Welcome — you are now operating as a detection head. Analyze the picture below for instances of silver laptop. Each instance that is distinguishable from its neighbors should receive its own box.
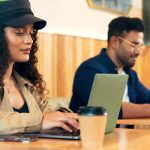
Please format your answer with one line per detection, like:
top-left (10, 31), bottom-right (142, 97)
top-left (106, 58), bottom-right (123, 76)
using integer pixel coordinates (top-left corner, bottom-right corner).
top-left (26, 74), bottom-right (128, 139)
top-left (88, 74), bottom-right (128, 133)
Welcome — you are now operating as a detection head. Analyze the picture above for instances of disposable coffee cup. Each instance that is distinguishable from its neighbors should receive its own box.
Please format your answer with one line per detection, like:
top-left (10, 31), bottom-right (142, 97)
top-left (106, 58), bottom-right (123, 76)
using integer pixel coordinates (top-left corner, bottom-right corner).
top-left (78, 106), bottom-right (107, 149)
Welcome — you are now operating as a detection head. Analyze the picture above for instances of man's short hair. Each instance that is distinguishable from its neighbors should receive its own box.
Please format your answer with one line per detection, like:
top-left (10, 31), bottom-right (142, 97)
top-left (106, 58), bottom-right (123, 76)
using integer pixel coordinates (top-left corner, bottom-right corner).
top-left (107, 16), bottom-right (144, 42)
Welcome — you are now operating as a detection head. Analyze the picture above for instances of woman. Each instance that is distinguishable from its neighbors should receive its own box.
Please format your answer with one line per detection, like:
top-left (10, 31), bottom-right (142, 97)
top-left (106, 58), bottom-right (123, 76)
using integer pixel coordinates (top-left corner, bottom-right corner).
top-left (0, 0), bottom-right (79, 135)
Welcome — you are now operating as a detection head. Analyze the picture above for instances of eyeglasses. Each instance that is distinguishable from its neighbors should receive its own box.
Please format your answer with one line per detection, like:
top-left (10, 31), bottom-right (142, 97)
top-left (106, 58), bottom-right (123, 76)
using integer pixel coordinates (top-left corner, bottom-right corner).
top-left (118, 36), bottom-right (145, 54)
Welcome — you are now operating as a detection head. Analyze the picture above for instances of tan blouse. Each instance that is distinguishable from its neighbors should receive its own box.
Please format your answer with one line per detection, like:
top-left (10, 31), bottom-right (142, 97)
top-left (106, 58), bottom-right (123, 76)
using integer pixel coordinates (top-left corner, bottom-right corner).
top-left (0, 71), bottom-right (70, 135)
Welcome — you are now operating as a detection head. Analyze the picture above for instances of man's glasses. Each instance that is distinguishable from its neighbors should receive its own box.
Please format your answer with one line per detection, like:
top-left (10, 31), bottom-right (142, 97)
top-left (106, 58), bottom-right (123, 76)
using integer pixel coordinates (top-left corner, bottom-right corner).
top-left (118, 36), bottom-right (145, 54)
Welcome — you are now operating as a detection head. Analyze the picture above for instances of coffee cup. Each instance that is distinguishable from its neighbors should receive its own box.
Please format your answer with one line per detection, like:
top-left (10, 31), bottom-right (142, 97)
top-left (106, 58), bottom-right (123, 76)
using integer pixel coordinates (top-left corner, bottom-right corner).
top-left (78, 106), bottom-right (107, 149)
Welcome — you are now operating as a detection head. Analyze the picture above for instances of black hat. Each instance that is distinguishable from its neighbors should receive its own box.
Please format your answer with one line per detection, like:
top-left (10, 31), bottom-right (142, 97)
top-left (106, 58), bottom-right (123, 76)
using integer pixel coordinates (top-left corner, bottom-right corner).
top-left (0, 0), bottom-right (46, 30)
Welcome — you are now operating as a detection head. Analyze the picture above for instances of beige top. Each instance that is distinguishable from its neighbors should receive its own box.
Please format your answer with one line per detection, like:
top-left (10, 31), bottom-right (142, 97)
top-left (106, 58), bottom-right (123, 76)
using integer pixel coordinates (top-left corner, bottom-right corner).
top-left (0, 71), bottom-right (70, 135)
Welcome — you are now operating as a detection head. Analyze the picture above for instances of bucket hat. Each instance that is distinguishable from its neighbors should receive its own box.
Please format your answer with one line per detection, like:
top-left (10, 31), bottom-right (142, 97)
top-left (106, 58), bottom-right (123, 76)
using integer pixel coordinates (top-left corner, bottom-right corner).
top-left (0, 0), bottom-right (46, 29)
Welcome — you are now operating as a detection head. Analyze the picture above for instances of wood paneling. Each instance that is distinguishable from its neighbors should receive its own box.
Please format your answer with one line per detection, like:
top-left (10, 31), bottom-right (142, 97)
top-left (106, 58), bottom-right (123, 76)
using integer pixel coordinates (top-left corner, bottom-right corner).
top-left (133, 47), bottom-right (150, 88)
top-left (37, 33), bottom-right (150, 98)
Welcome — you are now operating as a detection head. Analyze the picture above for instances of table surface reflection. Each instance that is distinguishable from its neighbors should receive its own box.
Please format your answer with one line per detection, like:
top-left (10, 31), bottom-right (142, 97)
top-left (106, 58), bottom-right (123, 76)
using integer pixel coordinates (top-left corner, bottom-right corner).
top-left (0, 128), bottom-right (150, 150)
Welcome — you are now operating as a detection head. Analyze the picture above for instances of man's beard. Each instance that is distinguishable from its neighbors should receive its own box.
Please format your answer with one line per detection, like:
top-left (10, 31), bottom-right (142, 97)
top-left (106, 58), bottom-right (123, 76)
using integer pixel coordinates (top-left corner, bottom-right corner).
top-left (117, 55), bottom-right (136, 68)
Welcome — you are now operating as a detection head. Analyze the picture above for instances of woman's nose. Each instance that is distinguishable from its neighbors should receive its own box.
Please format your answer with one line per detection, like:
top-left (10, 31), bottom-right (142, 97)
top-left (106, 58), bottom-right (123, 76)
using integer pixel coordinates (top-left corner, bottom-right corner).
top-left (23, 33), bottom-right (33, 45)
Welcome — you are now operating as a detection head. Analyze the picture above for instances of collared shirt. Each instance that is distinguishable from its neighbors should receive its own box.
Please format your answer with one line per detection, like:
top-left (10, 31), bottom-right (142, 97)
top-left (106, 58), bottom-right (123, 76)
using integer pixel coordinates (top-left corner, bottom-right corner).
top-left (69, 48), bottom-right (150, 118)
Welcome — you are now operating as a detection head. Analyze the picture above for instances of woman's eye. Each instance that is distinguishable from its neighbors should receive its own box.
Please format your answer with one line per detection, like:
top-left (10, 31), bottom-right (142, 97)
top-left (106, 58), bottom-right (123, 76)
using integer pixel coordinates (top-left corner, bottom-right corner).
top-left (15, 32), bottom-right (23, 36)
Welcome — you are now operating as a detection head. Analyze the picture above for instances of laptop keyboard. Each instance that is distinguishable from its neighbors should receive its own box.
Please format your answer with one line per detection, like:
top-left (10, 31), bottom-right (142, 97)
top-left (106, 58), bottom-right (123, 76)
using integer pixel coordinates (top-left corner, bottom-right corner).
top-left (24, 127), bottom-right (80, 140)
top-left (42, 127), bottom-right (80, 136)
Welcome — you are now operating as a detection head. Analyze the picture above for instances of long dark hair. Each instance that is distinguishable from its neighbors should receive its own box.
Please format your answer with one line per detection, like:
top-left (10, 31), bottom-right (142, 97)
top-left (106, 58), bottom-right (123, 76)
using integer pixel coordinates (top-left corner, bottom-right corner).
top-left (0, 24), bottom-right (47, 100)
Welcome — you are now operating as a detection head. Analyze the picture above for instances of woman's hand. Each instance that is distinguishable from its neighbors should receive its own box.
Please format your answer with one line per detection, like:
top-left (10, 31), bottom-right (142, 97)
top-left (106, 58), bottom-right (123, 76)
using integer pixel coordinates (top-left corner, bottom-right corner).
top-left (42, 111), bottom-right (79, 132)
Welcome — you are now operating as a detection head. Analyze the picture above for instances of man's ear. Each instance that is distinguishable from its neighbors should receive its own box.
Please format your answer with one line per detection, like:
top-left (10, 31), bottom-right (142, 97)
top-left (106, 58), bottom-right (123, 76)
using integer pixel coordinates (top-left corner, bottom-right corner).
top-left (109, 36), bottom-right (120, 49)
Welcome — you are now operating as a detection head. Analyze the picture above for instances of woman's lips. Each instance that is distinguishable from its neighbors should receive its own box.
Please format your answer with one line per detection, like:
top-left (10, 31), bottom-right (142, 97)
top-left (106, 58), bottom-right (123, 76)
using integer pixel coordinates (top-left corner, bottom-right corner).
top-left (21, 48), bottom-right (31, 54)
top-left (23, 50), bottom-right (30, 54)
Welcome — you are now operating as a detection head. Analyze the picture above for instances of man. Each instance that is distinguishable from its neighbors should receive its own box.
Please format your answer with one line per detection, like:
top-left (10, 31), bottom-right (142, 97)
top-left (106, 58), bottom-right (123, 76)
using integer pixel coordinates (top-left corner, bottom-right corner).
top-left (69, 16), bottom-right (150, 119)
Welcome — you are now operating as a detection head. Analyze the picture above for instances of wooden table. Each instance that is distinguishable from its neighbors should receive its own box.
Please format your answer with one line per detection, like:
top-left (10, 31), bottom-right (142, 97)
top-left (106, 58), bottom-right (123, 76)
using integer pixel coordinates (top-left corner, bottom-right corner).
top-left (117, 118), bottom-right (150, 125)
top-left (0, 128), bottom-right (150, 150)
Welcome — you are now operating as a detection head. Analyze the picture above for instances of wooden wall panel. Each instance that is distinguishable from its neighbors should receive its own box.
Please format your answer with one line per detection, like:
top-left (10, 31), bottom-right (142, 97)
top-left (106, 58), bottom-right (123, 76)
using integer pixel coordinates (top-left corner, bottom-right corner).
top-left (133, 47), bottom-right (150, 88)
top-left (37, 33), bottom-right (57, 97)
top-left (37, 32), bottom-right (150, 98)
top-left (53, 34), bottom-right (107, 97)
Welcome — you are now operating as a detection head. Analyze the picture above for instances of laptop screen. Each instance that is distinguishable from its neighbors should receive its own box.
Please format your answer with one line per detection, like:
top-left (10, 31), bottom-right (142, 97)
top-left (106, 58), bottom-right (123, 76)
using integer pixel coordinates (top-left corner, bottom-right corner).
top-left (88, 74), bottom-right (128, 133)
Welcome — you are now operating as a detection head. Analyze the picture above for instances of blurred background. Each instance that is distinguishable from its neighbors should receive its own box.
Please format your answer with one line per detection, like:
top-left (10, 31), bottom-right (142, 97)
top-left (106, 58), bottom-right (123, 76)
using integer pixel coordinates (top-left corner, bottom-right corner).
top-left (29, 0), bottom-right (150, 100)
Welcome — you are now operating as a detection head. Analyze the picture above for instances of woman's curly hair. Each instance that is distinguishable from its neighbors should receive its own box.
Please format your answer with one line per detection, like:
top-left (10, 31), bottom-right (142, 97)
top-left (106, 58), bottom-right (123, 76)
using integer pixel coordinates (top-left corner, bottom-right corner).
top-left (0, 25), bottom-right (47, 100)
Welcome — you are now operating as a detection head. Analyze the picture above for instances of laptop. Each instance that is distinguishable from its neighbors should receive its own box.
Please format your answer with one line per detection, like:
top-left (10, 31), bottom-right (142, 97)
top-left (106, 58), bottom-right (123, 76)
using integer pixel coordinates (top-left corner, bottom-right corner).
top-left (26, 74), bottom-right (128, 140)
top-left (37, 127), bottom-right (80, 140)
top-left (88, 74), bottom-right (128, 133)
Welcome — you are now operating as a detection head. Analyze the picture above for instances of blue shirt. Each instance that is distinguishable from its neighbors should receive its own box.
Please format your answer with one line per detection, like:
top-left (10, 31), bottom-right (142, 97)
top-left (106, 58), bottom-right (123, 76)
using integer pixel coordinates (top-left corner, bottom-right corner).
top-left (69, 48), bottom-right (150, 118)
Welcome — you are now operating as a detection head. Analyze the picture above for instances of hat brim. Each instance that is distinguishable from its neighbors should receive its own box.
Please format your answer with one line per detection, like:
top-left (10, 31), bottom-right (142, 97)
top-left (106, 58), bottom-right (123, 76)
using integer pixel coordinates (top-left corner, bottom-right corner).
top-left (3, 14), bottom-right (46, 30)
